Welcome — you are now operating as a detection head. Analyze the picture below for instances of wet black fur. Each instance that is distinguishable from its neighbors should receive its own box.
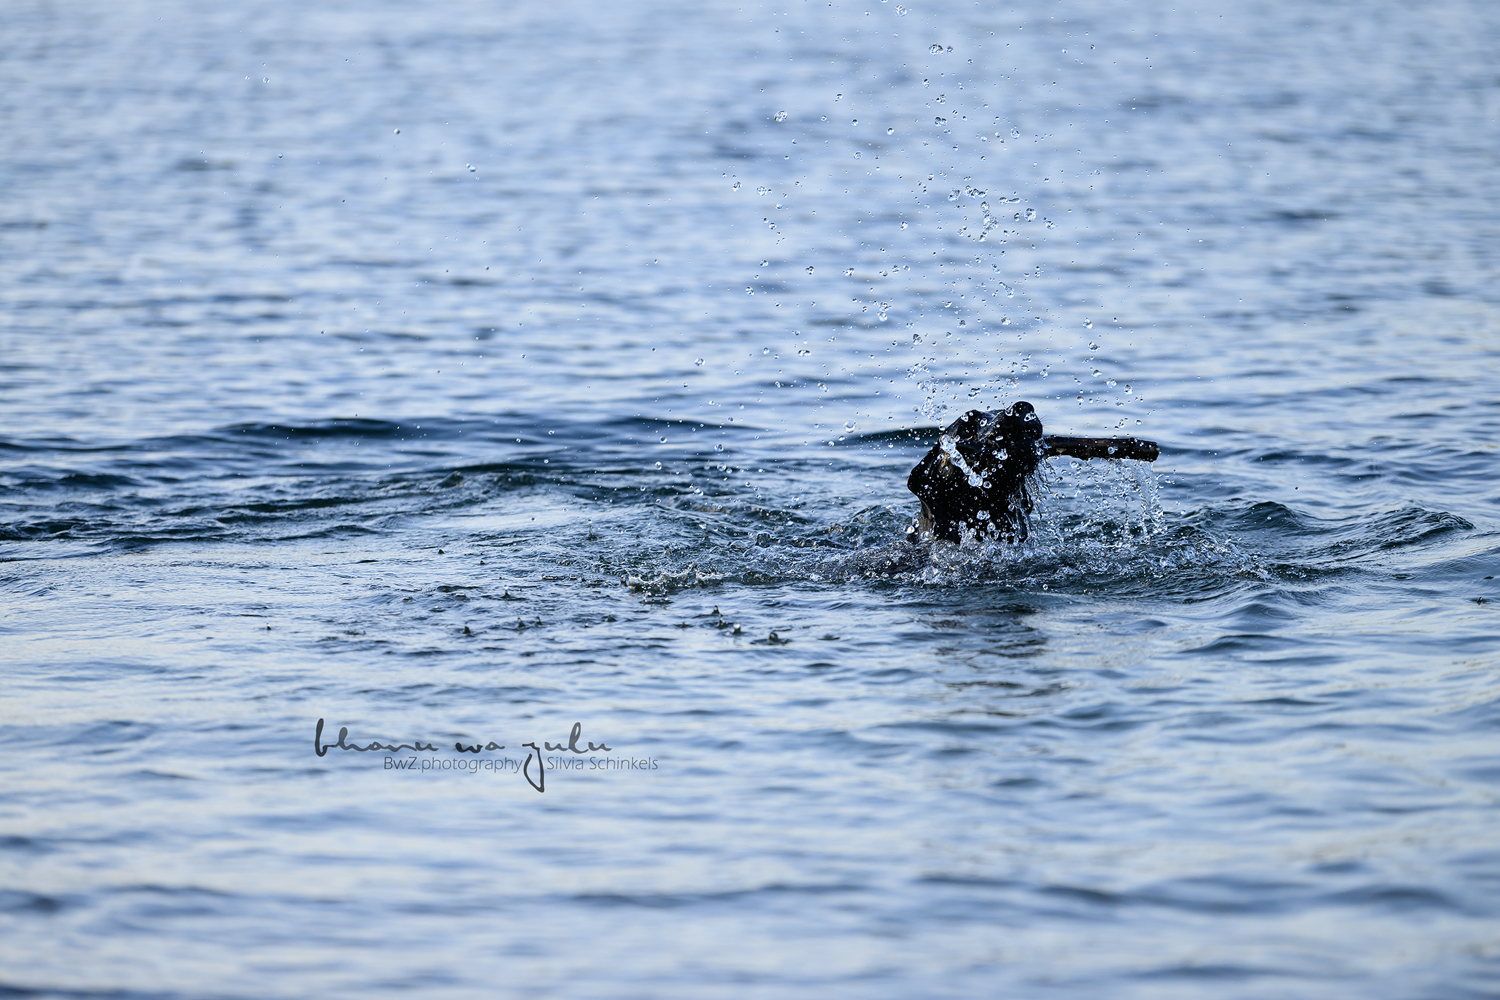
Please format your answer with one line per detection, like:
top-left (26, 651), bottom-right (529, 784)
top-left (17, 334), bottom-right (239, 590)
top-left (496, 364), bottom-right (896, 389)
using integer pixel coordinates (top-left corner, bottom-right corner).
top-left (907, 401), bottom-right (1044, 543)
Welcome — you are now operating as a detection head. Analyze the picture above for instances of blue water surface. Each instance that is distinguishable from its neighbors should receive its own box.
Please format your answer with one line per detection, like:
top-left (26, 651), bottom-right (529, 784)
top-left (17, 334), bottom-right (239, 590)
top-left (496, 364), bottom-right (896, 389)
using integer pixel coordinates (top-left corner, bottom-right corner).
top-left (2, 1), bottom-right (1498, 997)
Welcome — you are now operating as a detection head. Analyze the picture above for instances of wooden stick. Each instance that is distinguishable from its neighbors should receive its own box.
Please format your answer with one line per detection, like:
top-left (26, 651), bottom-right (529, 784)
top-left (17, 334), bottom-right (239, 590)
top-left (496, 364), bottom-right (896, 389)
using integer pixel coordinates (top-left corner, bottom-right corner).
top-left (1041, 436), bottom-right (1159, 462)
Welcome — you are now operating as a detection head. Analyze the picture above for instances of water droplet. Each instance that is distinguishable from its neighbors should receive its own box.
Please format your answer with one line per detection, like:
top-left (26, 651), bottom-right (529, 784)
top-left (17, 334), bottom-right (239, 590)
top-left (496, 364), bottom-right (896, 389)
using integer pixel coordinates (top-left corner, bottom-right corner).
top-left (466, 163), bottom-right (476, 172)
top-left (715, 443), bottom-right (724, 452)
top-left (844, 421), bottom-right (857, 431)
top-left (393, 128), bottom-right (401, 134)
top-left (732, 181), bottom-right (741, 190)
top-left (1089, 342), bottom-right (1099, 351)
top-left (852, 119), bottom-right (858, 125)
top-left (1092, 369), bottom-right (1102, 377)
top-left (654, 461), bottom-right (663, 469)
top-left (774, 110), bottom-right (788, 122)
top-left (761, 260), bottom-right (769, 267)
top-left (887, 127), bottom-right (895, 135)
top-left (899, 221), bottom-right (908, 229)
top-left (762, 347), bottom-right (771, 355)
top-left (1025, 208), bottom-right (1037, 221)
top-left (659, 436), bottom-right (667, 442)
top-left (695, 357), bottom-right (705, 366)
top-left (1010, 127), bottom-right (1020, 138)
top-left (929, 43), bottom-right (944, 53)
top-left (1084, 319), bottom-right (1093, 329)
top-left (853, 151), bottom-right (861, 159)
top-left (806, 265), bottom-right (815, 274)
top-left (844, 267), bottom-right (854, 276)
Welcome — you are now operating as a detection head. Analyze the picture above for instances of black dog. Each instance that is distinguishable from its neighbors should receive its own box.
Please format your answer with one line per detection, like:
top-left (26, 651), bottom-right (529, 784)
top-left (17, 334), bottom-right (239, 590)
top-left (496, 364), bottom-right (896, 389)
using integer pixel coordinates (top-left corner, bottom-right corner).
top-left (907, 401), bottom-right (1159, 543)
top-left (907, 401), bottom-right (1045, 543)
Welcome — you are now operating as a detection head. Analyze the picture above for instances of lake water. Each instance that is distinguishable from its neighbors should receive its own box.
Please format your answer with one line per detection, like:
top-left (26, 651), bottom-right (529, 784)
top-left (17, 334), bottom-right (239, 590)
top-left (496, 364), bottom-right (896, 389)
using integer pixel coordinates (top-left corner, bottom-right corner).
top-left (3, 1), bottom-right (1498, 997)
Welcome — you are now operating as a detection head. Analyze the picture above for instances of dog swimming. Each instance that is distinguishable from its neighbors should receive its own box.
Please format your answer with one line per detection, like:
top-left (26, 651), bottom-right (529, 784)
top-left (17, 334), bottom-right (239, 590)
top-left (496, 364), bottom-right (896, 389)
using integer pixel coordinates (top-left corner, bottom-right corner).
top-left (907, 401), bottom-right (1159, 543)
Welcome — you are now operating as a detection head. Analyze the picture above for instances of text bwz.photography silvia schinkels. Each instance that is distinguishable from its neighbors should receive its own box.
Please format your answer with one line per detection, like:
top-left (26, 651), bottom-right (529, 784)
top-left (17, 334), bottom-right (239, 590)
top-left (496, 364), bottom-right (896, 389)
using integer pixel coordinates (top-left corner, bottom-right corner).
top-left (312, 718), bottom-right (656, 792)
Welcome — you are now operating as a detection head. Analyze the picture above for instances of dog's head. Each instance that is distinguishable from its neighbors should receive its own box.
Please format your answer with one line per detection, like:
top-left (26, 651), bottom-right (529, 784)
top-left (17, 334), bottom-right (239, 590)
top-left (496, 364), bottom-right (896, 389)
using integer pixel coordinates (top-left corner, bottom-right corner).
top-left (942, 400), bottom-right (1044, 485)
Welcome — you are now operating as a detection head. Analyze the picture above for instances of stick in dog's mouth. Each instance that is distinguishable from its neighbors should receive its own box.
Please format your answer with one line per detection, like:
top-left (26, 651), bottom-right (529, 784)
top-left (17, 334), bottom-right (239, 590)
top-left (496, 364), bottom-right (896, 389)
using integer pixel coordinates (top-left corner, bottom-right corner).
top-left (907, 401), bottom-right (1160, 543)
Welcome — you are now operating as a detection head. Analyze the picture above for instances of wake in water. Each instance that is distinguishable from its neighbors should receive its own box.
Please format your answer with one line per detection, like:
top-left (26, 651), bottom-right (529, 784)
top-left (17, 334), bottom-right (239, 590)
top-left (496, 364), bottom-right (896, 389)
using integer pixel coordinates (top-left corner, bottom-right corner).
top-left (3, 415), bottom-right (1474, 605)
top-left (617, 453), bottom-right (1248, 593)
